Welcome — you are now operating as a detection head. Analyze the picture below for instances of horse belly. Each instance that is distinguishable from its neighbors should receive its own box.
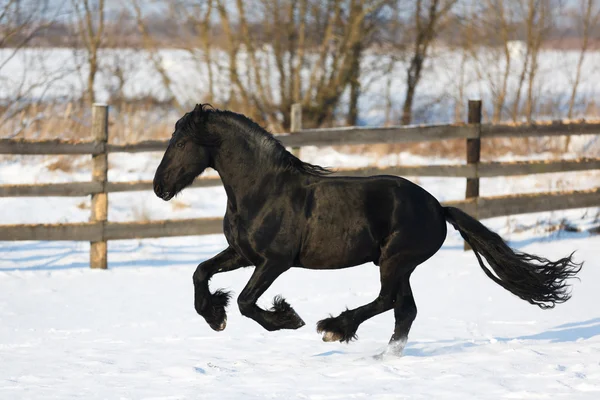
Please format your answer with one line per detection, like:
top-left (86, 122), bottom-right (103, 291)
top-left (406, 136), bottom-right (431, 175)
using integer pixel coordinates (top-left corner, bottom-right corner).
top-left (298, 223), bottom-right (379, 269)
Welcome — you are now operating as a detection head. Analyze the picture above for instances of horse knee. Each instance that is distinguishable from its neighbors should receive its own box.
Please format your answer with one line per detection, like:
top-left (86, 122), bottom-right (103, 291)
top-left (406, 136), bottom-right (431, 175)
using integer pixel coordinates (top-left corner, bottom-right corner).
top-left (193, 264), bottom-right (209, 284)
top-left (377, 294), bottom-right (395, 309)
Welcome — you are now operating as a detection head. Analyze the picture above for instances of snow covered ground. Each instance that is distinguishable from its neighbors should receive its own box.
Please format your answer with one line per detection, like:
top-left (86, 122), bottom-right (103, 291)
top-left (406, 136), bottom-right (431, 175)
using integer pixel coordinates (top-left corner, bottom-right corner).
top-left (1, 231), bottom-right (599, 399)
top-left (1, 146), bottom-right (600, 399)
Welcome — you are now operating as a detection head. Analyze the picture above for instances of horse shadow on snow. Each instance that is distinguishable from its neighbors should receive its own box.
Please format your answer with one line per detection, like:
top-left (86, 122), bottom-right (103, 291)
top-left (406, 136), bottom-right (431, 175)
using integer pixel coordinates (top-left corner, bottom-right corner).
top-left (403, 317), bottom-right (600, 357)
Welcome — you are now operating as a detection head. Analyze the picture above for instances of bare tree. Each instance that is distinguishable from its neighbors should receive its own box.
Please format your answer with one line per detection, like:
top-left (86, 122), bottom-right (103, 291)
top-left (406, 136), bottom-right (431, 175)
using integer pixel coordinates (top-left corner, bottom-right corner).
top-left (489, 0), bottom-right (513, 122)
top-left (524, 1), bottom-right (553, 122)
top-left (509, 0), bottom-right (555, 123)
top-left (0, 0), bottom-right (68, 136)
top-left (71, 0), bottom-right (105, 105)
top-left (467, 0), bottom-right (518, 123)
top-left (0, 0), bottom-right (57, 71)
top-left (563, 0), bottom-right (600, 150)
top-left (202, 0), bottom-right (390, 130)
top-left (399, 0), bottom-right (458, 125)
top-left (130, 0), bottom-right (185, 112)
top-left (567, 0), bottom-right (600, 119)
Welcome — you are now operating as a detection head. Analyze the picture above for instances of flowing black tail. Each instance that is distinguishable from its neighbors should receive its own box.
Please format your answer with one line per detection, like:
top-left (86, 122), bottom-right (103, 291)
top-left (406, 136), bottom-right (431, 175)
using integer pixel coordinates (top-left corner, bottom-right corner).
top-left (444, 206), bottom-right (582, 309)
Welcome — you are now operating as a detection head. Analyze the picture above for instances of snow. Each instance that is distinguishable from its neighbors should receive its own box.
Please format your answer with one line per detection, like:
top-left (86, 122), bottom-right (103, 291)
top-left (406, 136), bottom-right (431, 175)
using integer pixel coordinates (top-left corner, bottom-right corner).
top-left (1, 232), bottom-right (599, 399)
top-left (1, 146), bottom-right (600, 398)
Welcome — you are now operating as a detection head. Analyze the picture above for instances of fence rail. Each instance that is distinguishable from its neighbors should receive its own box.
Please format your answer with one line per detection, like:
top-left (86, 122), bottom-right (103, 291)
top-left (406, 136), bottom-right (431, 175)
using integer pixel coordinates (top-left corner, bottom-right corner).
top-left (1, 102), bottom-right (599, 268)
top-left (1, 157), bottom-right (600, 197)
top-left (2, 121), bottom-right (600, 155)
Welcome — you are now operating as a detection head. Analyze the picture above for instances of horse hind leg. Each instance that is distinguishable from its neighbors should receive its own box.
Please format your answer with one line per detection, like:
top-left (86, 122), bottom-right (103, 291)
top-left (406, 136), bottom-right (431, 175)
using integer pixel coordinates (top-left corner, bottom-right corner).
top-left (317, 255), bottom-right (406, 343)
top-left (387, 275), bottom-right (417, 355)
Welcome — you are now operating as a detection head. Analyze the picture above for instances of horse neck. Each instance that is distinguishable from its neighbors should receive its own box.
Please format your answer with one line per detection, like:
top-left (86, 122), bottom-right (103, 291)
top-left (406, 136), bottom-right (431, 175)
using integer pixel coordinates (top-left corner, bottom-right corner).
top-left (212, 131), bottom-right (288, 195)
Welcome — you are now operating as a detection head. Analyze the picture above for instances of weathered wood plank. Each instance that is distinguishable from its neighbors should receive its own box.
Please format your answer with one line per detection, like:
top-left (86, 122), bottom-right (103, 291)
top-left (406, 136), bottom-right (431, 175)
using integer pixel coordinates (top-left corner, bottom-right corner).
top-left (90, 104), bottom-right (109, 269)
top-left (478, 157), bottom-right (600, 177)
top-left (0, 182), bottom-right (102, 196)
top-left (290, 103), bottom-right (302, 157)
top-left (464, 100), bottom-right (482, 249)
top-left (476, 187), bottom-right (600, 219)
top-left (333, 164), bottom-right (477, 178)
top-left (0, 177), bottom-right (224, 197)
top-left (466, 100), bottom-right (482, 198)
top-left (104, 218), bottom-right (223, 240)
top-left (0, 222), bottom-right (103, 241)
top-left (279, 124), bottom-right (478, 147)
top-left (107, 140), bottom-right (168, 153)
top-left (481, 121), bottom-right (600, 138)
top-left (0, 139), bottom-right (104, 155)
top-left (0, 218), bottom-right (222, 241)
top-left (442, 188), bottom-right (600, 219)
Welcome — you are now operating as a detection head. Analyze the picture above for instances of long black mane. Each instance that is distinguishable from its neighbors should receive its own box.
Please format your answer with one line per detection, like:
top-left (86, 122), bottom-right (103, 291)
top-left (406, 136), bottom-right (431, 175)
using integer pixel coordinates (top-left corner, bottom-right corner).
top-left (185, 104), bottom-right (332, 177)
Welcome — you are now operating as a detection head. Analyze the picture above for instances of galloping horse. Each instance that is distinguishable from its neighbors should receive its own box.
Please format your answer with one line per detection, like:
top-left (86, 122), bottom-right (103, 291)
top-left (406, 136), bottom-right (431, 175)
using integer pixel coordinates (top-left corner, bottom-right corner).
top-left (153, 105), bottom-right (581, 352)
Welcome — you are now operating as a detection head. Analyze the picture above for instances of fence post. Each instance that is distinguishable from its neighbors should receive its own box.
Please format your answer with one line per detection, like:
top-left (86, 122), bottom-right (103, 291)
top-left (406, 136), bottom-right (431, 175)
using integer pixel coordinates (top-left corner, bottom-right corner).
top-left (290, 103), bottom-right (302, 157)
top-left (464, 100), bottom-right (482, 251)
top-left (90, 104), bottom-right (108, 269)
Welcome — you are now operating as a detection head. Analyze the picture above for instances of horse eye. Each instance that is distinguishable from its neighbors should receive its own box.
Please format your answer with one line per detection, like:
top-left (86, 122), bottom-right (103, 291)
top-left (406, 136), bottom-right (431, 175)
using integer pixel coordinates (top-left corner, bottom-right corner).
top-left (176, 142), bottom-right (185, 149)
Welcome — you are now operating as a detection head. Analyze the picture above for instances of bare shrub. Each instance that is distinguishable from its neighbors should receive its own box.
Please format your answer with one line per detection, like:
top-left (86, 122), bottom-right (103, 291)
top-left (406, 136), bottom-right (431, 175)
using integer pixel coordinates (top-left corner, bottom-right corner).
top-left (46, 156), bottom-right (76, 172)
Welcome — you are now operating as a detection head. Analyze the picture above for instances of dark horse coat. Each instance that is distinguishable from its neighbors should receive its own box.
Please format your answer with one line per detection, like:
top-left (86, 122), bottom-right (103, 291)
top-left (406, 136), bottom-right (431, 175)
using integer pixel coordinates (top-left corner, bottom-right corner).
top-left (153, 105), bottom-right (582, 351)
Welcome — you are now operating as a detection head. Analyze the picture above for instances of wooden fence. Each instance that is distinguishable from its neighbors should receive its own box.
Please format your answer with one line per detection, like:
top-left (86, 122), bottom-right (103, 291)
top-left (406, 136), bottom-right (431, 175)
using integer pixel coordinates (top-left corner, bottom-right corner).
top-left (1, 102), bottom-right (599, 268)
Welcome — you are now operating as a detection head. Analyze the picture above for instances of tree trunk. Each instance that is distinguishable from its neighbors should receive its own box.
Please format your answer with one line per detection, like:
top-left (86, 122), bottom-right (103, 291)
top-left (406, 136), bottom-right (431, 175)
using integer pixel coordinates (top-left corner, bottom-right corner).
top-left (401, 55), bottom-right (423, 126)
top-left (346, 42), bottom-right (362, 126)
top-left (87, 51), bottom-right (97, 105)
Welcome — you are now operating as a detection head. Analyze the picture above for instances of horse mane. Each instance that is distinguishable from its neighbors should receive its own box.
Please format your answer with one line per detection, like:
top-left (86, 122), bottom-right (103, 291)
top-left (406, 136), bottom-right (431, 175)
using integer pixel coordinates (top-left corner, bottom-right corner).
top-left (189, 104), bottom-right (332, 177)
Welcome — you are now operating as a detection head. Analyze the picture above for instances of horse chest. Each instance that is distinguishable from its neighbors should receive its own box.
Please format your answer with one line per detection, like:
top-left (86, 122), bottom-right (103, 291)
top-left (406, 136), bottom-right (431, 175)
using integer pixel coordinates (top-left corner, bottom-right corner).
top-left (223, 210), bottom-right (296, 265)
top-left (223, 213), bottom-right (250, 252)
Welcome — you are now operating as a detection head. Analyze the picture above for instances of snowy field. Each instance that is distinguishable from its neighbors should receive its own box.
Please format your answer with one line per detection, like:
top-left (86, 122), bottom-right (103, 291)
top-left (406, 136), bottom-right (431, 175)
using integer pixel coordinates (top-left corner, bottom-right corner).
top-left (1, 146), bottom-right (600, 399)
top-left (1, 227), bottom-right (599, 399)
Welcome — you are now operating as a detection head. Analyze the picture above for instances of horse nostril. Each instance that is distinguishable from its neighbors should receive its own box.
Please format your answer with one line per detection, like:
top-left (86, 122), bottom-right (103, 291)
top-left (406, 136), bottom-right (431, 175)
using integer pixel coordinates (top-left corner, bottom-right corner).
top-left (154, 183), bottom-right (163, 195)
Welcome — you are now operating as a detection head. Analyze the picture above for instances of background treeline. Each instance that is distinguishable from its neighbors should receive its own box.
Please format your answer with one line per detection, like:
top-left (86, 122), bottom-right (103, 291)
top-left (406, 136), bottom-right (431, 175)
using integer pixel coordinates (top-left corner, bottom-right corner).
top-left (1, 0), bottom-right (599, 142)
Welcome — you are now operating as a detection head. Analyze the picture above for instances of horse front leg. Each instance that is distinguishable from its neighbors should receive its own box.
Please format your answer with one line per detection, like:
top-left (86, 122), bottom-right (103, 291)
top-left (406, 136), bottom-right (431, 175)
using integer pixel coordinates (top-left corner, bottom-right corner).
top-left (237, 262), bottom-right (305, 331)
top-left (193, 247), bottom-right (250, 331)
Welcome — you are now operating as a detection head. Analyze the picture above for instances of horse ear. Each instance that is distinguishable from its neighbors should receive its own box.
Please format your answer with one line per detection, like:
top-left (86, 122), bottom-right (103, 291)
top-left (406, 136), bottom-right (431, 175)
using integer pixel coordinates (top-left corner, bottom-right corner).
top-left (192, 104), bottom-right (204, 122)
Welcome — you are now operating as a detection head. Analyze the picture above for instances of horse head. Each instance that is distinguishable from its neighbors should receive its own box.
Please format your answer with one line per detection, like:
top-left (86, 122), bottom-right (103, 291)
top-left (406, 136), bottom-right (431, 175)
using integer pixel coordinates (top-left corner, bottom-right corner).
top-left (153, 104), bottom-right (219, 201)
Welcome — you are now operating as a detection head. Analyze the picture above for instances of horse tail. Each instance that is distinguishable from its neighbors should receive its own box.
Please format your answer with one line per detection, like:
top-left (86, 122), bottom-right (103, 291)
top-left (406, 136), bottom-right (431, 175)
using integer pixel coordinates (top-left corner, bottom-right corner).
top-left (443, 206), bottom-right (582, 309)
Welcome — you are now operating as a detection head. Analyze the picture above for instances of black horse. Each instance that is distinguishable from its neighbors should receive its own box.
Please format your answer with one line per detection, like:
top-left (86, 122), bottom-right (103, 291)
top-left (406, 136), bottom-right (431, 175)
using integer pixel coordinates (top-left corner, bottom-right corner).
top-left (153, 104), bottom-right (582, 352)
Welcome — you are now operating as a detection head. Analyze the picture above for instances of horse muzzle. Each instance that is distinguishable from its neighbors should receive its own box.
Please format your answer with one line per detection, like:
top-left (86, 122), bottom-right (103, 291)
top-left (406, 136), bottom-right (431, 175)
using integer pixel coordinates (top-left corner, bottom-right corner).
top-left (153, 182), bottom-right (174, 201)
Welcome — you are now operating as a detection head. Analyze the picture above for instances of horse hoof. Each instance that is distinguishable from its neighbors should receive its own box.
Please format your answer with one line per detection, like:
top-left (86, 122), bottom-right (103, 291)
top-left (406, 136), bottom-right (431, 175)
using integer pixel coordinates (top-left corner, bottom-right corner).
top-left (210, 316), bottom-right (227, 332)
top-left (383, 337), bottom-right (407, 357)
top-left (218, 318), bottom-right (227, 331)
top-left (288, 314), bottom-right (306, 329)
top-left (322, 331), bottom-right (343, 342)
